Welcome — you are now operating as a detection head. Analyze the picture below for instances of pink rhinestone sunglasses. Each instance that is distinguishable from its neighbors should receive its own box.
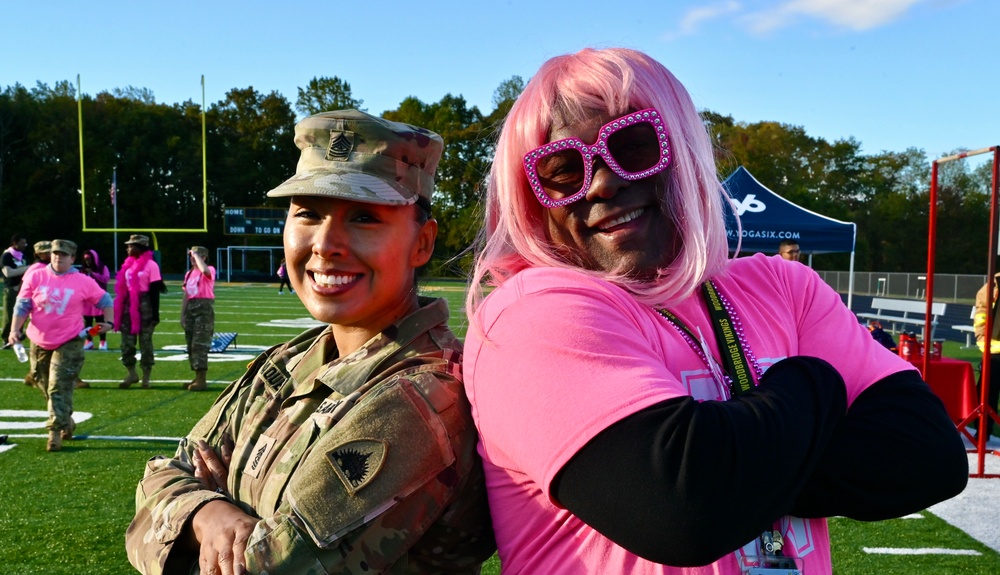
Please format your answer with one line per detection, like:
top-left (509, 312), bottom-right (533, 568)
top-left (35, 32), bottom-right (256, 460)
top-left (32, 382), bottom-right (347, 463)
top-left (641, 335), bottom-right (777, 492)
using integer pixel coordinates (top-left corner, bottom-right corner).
top-left (522, 108), bottom-right (671, 208)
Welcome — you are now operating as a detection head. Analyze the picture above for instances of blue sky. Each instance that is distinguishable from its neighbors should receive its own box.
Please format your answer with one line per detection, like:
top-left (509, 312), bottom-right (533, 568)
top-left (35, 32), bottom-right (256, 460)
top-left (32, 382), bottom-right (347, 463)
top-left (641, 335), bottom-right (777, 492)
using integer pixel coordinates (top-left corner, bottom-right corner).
top-left (2, 0), bottom-right (994, 161)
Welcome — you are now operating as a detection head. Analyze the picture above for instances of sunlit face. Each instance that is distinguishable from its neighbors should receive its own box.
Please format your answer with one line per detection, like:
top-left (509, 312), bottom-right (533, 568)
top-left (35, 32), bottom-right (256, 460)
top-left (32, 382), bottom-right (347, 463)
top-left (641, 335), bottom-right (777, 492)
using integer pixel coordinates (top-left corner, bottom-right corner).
top-left (283, 195), bottom-right (436, 334)
top-left (539, 109), bottom-right (677, 279)
top-left (51, 251), bottom-right (75, 273)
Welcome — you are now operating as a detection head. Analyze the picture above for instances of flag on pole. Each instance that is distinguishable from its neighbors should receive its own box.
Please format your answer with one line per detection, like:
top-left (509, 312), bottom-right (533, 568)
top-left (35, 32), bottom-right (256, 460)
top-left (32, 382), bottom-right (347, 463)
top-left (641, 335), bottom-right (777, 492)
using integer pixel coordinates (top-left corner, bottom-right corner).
top-left (110, 170), bottom-right (117, 206)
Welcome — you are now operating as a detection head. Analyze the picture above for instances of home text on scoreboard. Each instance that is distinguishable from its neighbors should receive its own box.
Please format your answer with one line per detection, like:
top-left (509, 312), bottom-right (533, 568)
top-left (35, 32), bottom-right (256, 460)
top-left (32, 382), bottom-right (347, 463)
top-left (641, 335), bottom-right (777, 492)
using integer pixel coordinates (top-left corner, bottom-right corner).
top-left (223, 207), bottom-right (287, 236)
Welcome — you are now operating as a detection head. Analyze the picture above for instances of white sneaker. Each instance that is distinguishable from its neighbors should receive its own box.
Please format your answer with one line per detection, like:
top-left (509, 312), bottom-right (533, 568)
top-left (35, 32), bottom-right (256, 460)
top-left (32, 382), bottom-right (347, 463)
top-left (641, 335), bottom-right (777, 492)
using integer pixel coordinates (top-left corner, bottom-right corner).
top-left (83, 340), bottom-right (94, 350)
top-left (99, 341), bottom-right (108, 351)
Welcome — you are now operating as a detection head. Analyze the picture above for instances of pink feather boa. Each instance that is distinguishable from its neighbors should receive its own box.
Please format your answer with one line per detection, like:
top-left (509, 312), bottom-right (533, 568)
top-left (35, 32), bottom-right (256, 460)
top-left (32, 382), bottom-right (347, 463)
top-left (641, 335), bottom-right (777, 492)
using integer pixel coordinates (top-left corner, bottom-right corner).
top-left (113, 250), bottom-right (153, 334)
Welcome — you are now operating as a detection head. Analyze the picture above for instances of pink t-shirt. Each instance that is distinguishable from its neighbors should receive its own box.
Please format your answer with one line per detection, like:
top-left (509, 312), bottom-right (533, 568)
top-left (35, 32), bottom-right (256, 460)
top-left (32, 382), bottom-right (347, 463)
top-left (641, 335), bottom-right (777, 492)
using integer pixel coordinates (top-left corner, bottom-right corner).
top-left (124, 258), bottom-right (162, 293)
top-left (184, 266), bottom-right (216, 300)
top-left (464, 254), bottom-right (914, 575)
top-left (18, 267), bottom-right (111, 350)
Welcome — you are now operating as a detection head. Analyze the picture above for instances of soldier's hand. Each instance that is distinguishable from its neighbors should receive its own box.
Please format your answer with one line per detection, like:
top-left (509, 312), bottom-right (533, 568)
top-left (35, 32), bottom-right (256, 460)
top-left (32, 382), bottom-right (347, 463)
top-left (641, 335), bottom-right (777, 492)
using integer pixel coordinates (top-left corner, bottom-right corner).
top-left (191, 500), bottom-right (256, 575)
top-left (193, 440), bottom-right (232, 494)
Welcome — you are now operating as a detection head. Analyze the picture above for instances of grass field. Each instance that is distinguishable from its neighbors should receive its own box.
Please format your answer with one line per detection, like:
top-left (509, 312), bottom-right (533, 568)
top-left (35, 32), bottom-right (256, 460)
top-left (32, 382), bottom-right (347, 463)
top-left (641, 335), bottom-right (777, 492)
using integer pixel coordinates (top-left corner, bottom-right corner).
top-left (0, 281), bottom-right (998, 574)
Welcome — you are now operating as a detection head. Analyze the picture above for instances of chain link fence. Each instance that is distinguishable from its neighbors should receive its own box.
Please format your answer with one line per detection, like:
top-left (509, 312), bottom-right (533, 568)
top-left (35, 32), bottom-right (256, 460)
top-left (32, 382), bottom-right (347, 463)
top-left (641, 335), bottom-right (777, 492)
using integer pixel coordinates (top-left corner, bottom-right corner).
top-left (817, 271), bottom-right (987, 303)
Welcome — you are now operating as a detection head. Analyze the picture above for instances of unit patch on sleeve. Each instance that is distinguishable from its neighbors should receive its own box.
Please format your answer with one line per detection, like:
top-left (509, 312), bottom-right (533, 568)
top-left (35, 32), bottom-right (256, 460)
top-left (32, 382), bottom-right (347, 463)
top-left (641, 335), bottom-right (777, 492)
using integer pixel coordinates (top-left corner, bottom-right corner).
top-left (326, 439), bottom-right (387, 495)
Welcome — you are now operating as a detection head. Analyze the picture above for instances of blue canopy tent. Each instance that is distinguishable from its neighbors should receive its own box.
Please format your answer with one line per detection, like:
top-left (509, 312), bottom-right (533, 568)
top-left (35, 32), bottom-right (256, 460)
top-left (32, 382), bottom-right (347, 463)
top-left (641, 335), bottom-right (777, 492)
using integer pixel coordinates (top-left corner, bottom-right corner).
top-left (722, 166), bottom-right (858, 308)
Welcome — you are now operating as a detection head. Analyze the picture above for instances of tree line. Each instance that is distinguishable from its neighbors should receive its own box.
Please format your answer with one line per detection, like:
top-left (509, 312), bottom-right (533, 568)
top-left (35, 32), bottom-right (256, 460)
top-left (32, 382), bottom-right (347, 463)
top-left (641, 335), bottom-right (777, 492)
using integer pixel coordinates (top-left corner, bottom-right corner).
top-left (0, 76), bottom-right (994, 276)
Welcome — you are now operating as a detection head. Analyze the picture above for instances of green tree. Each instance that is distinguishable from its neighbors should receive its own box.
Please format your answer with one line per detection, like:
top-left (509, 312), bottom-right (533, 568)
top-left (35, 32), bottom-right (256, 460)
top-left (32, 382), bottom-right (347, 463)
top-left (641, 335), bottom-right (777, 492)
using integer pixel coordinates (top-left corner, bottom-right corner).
top-left (384, 94), bottom-right (491, 275)
top-left (295, 76), bottom-right (363, 117)
top-left (491, 75), bottom-right (524, 118)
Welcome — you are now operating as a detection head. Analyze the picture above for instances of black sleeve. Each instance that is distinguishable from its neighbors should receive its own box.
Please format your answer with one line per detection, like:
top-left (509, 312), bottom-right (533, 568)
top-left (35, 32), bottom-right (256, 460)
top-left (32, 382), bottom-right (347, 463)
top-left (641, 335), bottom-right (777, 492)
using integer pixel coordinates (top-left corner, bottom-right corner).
top-left (551, 356), bottom-right (847, 567)
top-left (552, 360), bottom-right (969, 567)
top-left (149, 279), bottom-right (166, 323)
top-left (790, 369), bottom-right (968, 519)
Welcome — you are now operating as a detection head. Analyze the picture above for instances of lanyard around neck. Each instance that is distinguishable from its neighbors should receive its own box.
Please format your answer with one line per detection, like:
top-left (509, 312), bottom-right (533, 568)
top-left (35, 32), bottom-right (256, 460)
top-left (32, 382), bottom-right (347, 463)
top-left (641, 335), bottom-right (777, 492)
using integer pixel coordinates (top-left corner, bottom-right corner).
top-left (656, 281), bottom-right (756, 397)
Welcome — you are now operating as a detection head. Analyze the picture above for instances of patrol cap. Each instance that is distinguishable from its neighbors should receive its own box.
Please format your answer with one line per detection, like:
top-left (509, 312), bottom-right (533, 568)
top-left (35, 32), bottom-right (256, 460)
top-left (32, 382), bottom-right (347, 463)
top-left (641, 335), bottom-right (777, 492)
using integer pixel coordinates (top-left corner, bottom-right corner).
top-left (266, 109), bottom-right (443, 205)
top-left (51, 239), bottom-right (77, 256)
top-left (33, 241), bottom-right (51, 254)
top-left (125, 234), bottom-right (150, 247)
top-left (190, 246), bottom-right (208, 258)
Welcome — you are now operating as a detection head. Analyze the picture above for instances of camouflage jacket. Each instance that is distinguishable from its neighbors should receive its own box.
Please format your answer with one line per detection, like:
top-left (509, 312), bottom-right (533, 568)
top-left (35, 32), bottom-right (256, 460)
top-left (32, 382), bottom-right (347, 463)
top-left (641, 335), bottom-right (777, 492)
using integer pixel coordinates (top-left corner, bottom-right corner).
top-left (125, 297), bottom-right (495, 574)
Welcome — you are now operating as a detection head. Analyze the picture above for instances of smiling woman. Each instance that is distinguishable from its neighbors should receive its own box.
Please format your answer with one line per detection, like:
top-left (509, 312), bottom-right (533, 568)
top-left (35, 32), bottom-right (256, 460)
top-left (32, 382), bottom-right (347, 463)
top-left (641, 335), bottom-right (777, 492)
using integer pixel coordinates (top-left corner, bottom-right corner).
top-left (125, 110), bottom-right (495, 574)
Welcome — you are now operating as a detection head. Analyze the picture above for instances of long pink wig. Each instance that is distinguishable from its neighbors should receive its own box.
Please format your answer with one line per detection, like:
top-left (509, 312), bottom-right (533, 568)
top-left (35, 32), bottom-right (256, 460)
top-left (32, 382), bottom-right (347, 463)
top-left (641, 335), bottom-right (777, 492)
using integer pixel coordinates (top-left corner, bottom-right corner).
top-left (466, 47), bottom-right (731, 324)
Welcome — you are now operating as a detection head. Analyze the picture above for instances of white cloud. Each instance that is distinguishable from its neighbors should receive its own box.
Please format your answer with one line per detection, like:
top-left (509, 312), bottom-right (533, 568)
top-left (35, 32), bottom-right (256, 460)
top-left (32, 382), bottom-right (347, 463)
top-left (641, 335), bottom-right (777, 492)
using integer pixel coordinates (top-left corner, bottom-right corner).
top-left (745, 0), bottom-right (925, 33)
top-left (666, 1), bottom-right (742, 39)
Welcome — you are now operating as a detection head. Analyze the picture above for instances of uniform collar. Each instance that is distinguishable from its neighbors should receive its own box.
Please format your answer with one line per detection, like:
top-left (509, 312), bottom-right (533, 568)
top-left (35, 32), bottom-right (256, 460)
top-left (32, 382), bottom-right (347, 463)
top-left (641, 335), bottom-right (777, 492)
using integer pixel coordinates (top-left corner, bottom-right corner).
top-left (286, 297), bottom-right (450, 397)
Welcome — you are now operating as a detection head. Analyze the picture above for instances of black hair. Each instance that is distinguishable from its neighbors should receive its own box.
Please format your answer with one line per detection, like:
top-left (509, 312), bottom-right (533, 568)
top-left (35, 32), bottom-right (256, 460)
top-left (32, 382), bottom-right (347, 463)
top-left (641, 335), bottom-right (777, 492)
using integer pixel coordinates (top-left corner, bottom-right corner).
top-left (414, 196), bottom-right (432, 225)
top-left (413, 196), bottom-right (434, 283)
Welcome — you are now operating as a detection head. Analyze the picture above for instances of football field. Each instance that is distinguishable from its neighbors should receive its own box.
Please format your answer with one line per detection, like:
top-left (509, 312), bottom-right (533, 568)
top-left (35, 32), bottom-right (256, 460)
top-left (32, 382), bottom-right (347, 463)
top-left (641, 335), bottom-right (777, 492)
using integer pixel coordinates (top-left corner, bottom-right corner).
top-left (0, 281), bottom-right (998, 574)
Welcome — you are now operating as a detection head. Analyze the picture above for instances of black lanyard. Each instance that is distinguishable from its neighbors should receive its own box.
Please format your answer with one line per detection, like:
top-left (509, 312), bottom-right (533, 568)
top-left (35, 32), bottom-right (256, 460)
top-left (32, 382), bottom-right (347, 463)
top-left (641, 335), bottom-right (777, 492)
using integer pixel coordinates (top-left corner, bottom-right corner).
top-left (656, 281), bottom-right (755, 397)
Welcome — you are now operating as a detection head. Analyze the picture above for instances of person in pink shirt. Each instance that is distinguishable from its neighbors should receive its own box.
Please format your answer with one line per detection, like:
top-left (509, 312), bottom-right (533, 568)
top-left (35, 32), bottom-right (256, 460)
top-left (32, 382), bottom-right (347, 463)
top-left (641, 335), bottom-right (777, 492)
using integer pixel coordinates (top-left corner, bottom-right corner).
top-left (463, 47), bottom-right (968, 574)
top-left (21, 240), bottom-right (51, 390)
top-left (180, 245), bottom-right (215, 391)
top-left (114, 234), bottom-right (166, 389)
top-left (80, 248), bottom-right (111, 352)
top-left (9, 239), bottom-right (112, 452)
top-left (24, 240), bottom-right (52, 277)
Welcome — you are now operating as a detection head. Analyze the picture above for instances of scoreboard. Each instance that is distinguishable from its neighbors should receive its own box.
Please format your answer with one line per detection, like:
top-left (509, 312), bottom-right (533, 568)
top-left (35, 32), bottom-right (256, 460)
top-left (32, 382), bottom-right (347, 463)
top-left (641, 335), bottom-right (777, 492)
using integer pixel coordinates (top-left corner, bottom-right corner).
top-left (223, 207), bottom-right (287, 236)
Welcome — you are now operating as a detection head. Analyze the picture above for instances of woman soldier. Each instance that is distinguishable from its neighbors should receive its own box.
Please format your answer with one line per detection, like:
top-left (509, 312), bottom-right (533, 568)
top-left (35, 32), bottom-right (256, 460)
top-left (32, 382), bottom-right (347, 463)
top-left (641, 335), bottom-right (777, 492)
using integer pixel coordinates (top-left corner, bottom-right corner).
top-left (126, 110), bottom-right (494, 574)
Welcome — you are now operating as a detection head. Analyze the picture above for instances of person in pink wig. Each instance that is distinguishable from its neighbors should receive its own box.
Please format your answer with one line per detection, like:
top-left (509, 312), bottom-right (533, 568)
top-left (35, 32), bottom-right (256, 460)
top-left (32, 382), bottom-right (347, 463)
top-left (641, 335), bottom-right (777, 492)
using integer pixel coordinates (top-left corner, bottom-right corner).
top-left (463, 47), bottom-right (967, 574)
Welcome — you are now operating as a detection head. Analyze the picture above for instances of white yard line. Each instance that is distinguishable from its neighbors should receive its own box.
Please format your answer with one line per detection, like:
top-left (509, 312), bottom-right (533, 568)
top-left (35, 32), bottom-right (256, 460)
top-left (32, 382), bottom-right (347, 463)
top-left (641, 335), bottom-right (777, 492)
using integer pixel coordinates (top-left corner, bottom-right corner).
top-left (928, 438), bottom-right (1000, 553)
top-left (863, 547), bottom-right (981, 555)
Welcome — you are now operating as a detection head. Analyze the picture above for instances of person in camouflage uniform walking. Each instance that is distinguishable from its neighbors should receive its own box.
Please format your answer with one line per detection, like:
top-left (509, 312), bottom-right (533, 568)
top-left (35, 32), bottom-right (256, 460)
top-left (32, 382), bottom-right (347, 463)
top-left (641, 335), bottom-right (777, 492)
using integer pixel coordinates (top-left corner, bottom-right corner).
top-left (180, 246), bottom-right (215, 391)
top-left (125, 110), bottom-right (495, 574)
top-left (22, 240), bottom-right (51, 391)
top-left (8, 240), bottom-right (113, 452)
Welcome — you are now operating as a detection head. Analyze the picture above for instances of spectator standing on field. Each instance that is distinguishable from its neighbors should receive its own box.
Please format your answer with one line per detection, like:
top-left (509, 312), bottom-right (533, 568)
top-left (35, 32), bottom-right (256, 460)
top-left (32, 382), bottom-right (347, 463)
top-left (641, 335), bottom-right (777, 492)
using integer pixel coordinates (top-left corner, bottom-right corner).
top-left (8, 240), bottom-right (112, 452)
top-left (25, 241), bottom-right (52, 276)
top-left (180, 246), bottom-right (215, 392)
top-left (80, 249), bottom-right (110, 351)
top-left (1, 234), bottom-right (29, 346)
top-left (276, 257), bottom-right (293, 293)
top-left (973, 272), bottom-right (1000, 440)
top-left (114, 234), bottom-right (166, 389)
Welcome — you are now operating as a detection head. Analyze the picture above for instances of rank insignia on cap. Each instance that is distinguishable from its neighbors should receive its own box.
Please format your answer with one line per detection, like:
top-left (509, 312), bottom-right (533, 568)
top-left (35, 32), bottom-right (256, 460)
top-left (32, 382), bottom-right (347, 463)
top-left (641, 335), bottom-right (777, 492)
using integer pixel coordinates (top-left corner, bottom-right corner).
top-left (326, 130), bottom-right (354, 161)
top-left (327, 439), bottom-right (387, 495)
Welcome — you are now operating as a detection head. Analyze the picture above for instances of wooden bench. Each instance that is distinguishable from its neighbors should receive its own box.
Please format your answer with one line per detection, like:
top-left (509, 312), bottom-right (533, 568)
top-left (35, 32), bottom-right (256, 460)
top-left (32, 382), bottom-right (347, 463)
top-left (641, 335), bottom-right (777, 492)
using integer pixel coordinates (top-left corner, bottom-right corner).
top-left (857, 298), bottom-right (947, 340)
top-left (209, 332), bottom-right (238, 353)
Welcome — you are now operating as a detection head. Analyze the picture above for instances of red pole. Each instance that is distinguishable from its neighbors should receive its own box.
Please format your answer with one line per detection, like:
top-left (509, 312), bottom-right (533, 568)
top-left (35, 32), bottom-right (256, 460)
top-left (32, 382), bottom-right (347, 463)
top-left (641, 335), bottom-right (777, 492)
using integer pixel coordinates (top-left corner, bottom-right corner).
top-left (924, 162), bottom-right (937, 378)
top-left (979, 147), bottom-right (1000, 475)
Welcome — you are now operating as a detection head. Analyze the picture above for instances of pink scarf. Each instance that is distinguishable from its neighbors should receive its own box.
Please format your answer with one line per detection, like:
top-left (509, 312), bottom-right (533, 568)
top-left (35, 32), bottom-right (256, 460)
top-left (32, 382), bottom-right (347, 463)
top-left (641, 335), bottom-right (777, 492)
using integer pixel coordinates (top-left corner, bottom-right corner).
top-left (113, 250), bottom-right (153, 334)
top-left (4, 247), bottom-right (24, 262)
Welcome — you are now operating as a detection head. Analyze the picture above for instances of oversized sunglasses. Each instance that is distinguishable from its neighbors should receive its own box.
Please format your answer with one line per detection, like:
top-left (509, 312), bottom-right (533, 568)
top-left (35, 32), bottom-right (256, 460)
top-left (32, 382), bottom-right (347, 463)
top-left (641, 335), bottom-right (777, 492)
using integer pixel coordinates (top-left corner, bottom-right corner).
top-left (523, 108), bottom-right (671, 208)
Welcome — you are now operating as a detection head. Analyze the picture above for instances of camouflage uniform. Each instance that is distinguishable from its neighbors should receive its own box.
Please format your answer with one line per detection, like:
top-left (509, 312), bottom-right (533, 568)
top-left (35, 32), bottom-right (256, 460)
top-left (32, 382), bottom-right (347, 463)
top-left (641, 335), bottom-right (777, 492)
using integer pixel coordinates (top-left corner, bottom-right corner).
top-left (121, 293), bottom-right (157, 370)
top-left (125, 297), bottom-right (495, 574)
top-left (32, 338), bottom-right (85, 431)
top-left (182, 298), bottom-right (214, 371)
